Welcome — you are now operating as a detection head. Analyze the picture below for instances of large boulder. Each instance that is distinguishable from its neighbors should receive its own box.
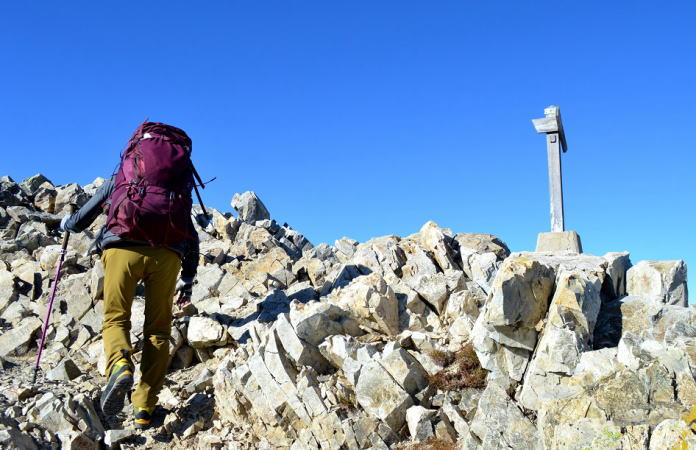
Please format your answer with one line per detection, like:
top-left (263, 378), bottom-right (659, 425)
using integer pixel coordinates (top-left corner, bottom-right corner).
top-left (330, 273), bottom-right (400, 335)
top-left (518, 267), bottom-right (604, 410)
top-left (469, 382), bottom-right (540, 448)
top-left (472, 256), bottom-right (555, 381)
top-left (231, 191), bottom-right (271, 223)
top-left (355, 360), bottom-right (414, 433)
top-left (627, 260), bottom-right (688, 306)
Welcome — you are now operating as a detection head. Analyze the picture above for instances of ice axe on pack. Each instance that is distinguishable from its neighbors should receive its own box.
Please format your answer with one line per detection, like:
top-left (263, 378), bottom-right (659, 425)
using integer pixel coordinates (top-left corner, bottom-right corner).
top-left (32, 208), bottom-right (73, 385)
top-left (191, 163), bottom-right (215, 227)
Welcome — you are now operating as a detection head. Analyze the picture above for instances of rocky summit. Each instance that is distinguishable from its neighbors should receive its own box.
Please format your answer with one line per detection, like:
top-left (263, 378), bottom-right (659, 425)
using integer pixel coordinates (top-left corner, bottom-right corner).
top-left (0, 173), bottom-right (693, 449)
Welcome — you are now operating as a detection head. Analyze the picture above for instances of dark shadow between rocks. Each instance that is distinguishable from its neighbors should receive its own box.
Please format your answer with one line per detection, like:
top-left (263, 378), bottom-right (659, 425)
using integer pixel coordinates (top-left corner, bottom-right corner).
top-left (593, 297), bottom-right (624, 349)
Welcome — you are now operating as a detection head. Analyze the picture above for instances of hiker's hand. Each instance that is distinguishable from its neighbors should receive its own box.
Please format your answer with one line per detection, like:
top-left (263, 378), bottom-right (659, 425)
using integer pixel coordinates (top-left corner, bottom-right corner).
top-left (174, 279), bottom-right (193, 307)
top-left (59, 214), bottom-right (72, 232)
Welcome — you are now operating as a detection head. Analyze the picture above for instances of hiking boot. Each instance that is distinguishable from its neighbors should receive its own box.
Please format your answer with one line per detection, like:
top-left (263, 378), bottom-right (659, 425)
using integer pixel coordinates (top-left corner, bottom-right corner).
top-left (100, 358), bottom-right (133, 416)
top-left (134, 406), bottom-right (155, 429)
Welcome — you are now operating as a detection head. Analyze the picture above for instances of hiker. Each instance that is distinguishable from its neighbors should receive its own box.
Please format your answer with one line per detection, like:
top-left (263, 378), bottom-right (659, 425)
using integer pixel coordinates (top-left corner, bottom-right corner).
top-left (60, 122), bottom-right (200, 429)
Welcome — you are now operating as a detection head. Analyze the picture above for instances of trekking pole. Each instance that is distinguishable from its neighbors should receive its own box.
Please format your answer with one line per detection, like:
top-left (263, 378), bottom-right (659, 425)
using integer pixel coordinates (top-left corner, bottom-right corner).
top-left (32, 227), bottom-right (71, 385)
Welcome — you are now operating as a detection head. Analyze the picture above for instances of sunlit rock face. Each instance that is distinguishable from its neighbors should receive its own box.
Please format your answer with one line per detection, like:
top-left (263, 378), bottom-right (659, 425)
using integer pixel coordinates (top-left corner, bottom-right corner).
top-left (0, 173), bottom-right (692, 449)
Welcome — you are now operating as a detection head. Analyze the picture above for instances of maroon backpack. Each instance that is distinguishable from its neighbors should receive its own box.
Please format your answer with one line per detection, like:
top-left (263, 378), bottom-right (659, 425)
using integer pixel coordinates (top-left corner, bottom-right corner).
top-left (105, 121), bottom-right (198, 246)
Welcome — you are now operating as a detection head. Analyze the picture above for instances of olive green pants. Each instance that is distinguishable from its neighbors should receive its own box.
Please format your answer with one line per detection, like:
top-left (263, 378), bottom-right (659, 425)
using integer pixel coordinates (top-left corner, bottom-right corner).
top-left (101, 247), bottom-right (181, 409)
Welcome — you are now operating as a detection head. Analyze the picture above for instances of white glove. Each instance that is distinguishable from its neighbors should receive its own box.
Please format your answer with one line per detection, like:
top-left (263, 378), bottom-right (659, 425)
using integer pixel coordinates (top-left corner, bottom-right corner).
top-left (174, 278), bottom-right (193, 307)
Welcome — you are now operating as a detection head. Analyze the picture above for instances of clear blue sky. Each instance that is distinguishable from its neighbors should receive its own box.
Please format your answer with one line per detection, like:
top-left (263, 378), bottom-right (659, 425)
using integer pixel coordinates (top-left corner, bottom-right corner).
top-left (2, 2), bottom-right (694, 298)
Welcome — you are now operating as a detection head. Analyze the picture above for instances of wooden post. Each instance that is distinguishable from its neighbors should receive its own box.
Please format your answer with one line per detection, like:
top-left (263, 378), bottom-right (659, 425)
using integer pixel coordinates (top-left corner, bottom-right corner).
top-left (532, 106), bottom-right (568, 232)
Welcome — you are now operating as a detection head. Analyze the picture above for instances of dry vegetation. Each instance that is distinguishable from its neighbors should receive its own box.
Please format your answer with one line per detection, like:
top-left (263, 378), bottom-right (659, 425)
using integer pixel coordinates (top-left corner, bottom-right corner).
top-left (427, 343), bottom-right (487, 390)
top-left (398, 437), bottom-right (459, 450)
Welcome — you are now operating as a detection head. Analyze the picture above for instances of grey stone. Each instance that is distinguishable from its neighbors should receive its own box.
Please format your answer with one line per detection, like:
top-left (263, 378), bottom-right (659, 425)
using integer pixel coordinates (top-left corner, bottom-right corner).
top-left (191, 264), bottom-right (224, 303)
top-left (379, 343), bottom-right (429, 396)
top-left (408, 272), bottom-right (449, 314)
top-left (275, 313), bottom-right (332, 373)
top-left (355, 360), bottom-right (413, 433)
top-left (417, 221), bottom-right (459, 271)
top-left (54, 183), bottom-right (88, 214)
top-left (469, 383), bottom-right (540, 449)
top-left (231, 191), bottom-right (271, 222)
top-left (33, 185), bottom-right (57, 214)
top-left (335, 237), bottom-right (359, 260)
top-left (0, 316), bottom-right (42, 356)
top-left (406, 405), bottom-right (436, 442)
top-left (331, 273), bottom-right (400, 335)
top-left (0, 426), bottom-right (38, 449)
top-left (627, 260), bottom-right (688, 306)
top-left (187, 316), bottom-right (227, 348)
top-left (45, 358), bottom-right (82, 381)
top-left (20, 174), bottom-right (53, 194)
top-left (602, 251), bottom-right (631, 300)
top-left (518, 267), bottom-right (604, 410)
top-left (104, 428), bottom-right (133, 447)
top-left (649, 419), bottom-right (690, 450)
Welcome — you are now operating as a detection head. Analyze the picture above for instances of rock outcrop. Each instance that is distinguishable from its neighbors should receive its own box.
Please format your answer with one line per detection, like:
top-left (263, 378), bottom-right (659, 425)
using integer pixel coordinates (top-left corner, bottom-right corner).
top-left (0, 173), bottom-right (693, 449)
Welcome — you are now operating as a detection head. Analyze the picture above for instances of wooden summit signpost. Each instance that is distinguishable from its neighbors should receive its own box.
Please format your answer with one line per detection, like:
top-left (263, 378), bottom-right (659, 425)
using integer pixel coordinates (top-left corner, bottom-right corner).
top-left (532, 105), bottom-right (583, 253)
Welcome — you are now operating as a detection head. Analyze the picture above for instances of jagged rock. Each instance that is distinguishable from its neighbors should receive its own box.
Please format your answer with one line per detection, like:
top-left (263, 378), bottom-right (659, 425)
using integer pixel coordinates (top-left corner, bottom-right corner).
top-left (3, 172), bottom-right (696, 449)
top-left (54, 183), bottom-right (88, 215)
top-left (187, 316), bottom-right (227, 348)
top-left (335, 237), bottom-right (359, 261)
top-left (231, 191), bottom-right (271, 223)
top-left (408, 272), bottom-right (450, 314)
top-left (469, 382), bottom-right (540, 448)
top-left (456, 233), bottom-right (510, 294)
top-left (20, 174), bottom-right (53, 195)
top-left (649, 419), bottom-right (691, 449)
top-left (45, 358), bottom-right (82, 381)
top-left (550, 419), bottom-right (624, 449)
top-left (0, 316), bottom-right (42, 357)
top-left (0, 267), bottom-right (18, 314)
top-left (627, 260), bottom-right (688, 306)
top-left (275, 313), bottom-right (332, 373)
top-left (454, 232), bottom-right (510, 261)
top-left (0, 423), bottom-right (37, 449)
top-left (32, 185), bottom-right (57, 214)
top-left (380, 342), bottom-right (429, 397)
top-left (331, 272), bottom-right (400, 335)
top-left (82, 177), bottom-right (106, 196)
top-left (0, 176), bottom-right (30, 207)
top-left (472, 256), bottom-right (555, 381)
top-left (406, 405), bottom-right (436, 442)
top-left (602, 251), bottom-right (631, 299)
top-left (104, 429), bottom-right (133, 447)
top-left (594, 295), bottom-right (696, 349)
top-left (417, 221), bottom-right (459, 272)
top-left (355, 360), bottom-right (413, 433)
top-left (518, 267), bottom-right (603, 410)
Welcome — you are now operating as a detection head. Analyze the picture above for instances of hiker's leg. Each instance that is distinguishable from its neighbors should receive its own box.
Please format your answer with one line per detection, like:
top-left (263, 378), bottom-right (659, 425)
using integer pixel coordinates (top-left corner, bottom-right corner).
top-left (102, 248), bottom-right (145, 374)
top-left (131, 247), bottom-right (180, 409)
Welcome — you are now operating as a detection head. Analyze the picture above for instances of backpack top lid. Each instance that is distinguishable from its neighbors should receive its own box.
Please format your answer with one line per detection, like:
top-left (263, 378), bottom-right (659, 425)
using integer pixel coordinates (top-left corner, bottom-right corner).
top-left (124, 120), bottom-right (192, 156)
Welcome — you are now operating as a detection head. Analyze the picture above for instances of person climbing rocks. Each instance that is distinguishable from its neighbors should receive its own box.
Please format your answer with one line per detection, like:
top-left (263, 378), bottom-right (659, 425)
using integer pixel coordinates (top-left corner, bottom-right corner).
top-left (61, 121), bottom-right (201, 429)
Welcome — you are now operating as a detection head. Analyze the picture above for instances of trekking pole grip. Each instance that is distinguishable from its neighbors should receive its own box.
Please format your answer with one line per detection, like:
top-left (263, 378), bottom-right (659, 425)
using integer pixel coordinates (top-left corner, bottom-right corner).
top-left (61, 231), bottom-right (70, 251)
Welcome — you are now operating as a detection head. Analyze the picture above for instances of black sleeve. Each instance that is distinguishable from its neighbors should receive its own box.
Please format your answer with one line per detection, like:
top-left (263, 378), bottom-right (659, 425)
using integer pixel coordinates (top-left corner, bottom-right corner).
top-left (180, 218), bottom-right (200, 281)
top-left (64, 178), bottom-right (114, 233)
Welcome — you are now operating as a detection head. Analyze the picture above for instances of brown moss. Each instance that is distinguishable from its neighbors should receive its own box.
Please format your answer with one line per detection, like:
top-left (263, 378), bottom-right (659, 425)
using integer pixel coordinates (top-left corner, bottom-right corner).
top-left (427, 343), bottom-right (487, 391)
